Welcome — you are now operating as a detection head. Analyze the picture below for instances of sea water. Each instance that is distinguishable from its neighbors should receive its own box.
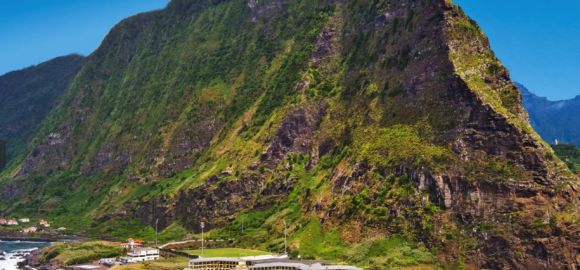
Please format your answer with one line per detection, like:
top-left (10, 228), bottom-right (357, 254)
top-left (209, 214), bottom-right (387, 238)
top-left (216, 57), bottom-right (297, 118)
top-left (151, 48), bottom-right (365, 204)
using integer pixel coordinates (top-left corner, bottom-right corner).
top-left (0, 241), bottom-right (49, 270)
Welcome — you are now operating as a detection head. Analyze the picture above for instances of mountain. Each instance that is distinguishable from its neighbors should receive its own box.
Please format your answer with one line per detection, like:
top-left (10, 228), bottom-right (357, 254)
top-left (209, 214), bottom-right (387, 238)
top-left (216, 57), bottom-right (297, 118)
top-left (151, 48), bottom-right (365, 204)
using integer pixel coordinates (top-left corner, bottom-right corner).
top-left (517, 83), bottom-right (580, 146)
top-left (0, 0), bottom-right (578, 269)
top-left (0, 55), bottom-right (85, 169)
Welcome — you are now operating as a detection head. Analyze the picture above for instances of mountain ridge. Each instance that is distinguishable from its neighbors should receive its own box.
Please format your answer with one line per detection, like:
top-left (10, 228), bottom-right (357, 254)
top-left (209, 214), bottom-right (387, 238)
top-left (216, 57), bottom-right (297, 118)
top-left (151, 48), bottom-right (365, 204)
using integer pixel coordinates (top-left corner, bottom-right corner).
top-left (0, 0), bottom-right (578, 269)
top-left (0, 54), bottom-right (85, 170)
top-left (517, 83), bottom-right (580, 146)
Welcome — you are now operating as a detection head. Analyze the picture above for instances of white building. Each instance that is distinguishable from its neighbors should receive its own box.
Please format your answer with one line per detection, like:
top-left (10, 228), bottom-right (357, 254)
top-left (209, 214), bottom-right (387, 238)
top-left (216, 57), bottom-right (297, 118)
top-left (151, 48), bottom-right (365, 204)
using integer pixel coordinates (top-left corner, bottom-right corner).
top-left (99, 257), bottom-right (117, 266)
top-left (19, 218), bottom-right (30, 223)
top-left (251, 262), bottom-right (361, 270)
top-left (186, 256), bottom-right (361, 270)
top-left (121, 247), bottom-right (160, 263)
top-left (6, 219), bottom-right (18, 226)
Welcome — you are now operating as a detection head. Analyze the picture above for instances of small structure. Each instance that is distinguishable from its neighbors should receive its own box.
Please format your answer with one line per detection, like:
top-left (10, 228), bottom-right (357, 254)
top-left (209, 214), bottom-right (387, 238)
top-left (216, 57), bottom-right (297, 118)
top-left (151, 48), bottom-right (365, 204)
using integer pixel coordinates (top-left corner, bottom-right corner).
top-left (99, 257), bottom-right (117, 266)
top-left (188, 258), bottom-right (245, 270)
top-left (19, 218), bottom-right (30, 223)
top-left (0, 218), bottom-right (6, 225)
top-left (122, 238), bottom-right (144, 249)
top-left (6, 218), bottom-right (19, 226)
top-left (22, 226), bottom-right (38, 234)
top-left (57, 227), bottom-right (67, 231)
top-left (39, 218), bottom-right (51, 227)
top-left (121, 247), bottom-right (160, 263)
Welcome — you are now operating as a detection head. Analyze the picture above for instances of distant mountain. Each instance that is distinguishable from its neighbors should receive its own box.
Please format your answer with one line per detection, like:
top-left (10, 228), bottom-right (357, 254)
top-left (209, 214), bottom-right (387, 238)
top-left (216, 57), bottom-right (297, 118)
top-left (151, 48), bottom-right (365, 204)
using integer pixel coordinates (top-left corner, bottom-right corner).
top-left (517, 83), bottom-right (580, 146)
top-left (0, 55), bottom-right (85, 169)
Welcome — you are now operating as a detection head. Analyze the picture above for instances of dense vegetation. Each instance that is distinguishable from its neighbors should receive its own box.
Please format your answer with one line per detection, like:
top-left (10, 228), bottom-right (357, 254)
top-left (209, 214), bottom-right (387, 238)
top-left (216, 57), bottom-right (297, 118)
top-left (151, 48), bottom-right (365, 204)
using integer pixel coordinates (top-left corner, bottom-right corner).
top-left (0, 0), bottom-right (577, 269)
top-left (0, 55), bottom-right (84, 169)
top-left (36, 241), bottom-right (124, 266)
top-left (553, 144), bottom-right (580, 173)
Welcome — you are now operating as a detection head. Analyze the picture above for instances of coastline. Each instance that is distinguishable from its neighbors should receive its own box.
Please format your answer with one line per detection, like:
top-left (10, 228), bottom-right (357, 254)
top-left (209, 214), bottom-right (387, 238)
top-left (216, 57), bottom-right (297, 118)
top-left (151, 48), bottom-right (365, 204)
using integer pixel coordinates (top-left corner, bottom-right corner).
top-left (0, 230), bottom-right (85, 243)
top-left (0, 237), bottom-right (58, 242)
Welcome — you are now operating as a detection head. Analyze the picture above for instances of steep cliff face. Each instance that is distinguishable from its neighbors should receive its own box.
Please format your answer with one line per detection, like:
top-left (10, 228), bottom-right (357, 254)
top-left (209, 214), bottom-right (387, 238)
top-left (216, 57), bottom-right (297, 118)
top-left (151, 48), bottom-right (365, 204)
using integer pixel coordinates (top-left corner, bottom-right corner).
top-left (0, 55), bottom-right (85, 170)
top-left (2, 0), bottom-right (578, 269)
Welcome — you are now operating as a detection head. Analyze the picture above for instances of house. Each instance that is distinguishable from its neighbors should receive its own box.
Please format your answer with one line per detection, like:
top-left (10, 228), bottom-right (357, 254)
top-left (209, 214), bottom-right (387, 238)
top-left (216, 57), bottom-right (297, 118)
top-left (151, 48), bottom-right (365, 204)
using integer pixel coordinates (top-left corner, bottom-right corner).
top-left (0, 218), bottom-right (7, 225)
top-left (22, 226), bottom-right (38, 234)
top-left (19, 218), bottom-right (30, 223)
top-left (120, 247), bottom-right (160, 263)
top-left (39, 218), bottom-right (51, 227)
top-left (6, 219), bottom-right (19, 226)
top-left (122, 238), bottom-right (144, 249)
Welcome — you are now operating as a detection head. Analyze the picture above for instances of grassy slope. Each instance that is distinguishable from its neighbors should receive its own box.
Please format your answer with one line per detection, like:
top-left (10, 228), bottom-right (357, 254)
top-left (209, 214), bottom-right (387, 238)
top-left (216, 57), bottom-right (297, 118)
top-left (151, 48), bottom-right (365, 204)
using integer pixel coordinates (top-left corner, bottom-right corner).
top-left (36, 241), bottom-right (124, 266)
top-left (112, 257), bottom-right (189, 270)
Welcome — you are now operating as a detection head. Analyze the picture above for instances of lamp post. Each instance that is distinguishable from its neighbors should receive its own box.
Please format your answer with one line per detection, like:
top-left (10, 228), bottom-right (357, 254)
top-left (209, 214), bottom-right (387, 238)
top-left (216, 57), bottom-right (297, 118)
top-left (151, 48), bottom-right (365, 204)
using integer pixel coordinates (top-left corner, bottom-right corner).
top-left (283, 220), bottom-right (287, 255)
top-left (155, 218), bottom-right (159, 247)
top-left (201, 222), bottom-right (205, 257)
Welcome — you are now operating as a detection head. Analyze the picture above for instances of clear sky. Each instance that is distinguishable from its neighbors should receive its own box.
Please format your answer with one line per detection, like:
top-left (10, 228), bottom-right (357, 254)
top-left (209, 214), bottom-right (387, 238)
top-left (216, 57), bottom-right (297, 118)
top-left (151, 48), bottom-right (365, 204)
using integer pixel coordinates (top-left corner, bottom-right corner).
top-left (455, 0), bottom-right (580, 100)
top-left (0, 0), bottom-right (169, 75)
top-left (1, 1), bottom-right (578, 100)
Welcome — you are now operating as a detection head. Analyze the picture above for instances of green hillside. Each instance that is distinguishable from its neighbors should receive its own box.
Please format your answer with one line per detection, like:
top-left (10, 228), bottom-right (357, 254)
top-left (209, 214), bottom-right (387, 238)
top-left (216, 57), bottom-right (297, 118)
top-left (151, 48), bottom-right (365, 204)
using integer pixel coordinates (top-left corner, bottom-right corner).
top-left (553, 144), bottom-right (580, 173)
top-left (0, 54), bottom-right (85, 170)
top-left (0, 0), bottom-right (577, 269)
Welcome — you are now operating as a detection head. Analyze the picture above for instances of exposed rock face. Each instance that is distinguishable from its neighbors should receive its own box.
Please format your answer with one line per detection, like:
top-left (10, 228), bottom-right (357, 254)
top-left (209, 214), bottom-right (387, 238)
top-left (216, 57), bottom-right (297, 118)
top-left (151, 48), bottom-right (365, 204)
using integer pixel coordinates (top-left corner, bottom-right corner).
top-left (157, 116), bottom-right (223, 178)
top-left (261, 104), bottom-right (325, 168)
top-left (18, 128), bottom-right (74, 176)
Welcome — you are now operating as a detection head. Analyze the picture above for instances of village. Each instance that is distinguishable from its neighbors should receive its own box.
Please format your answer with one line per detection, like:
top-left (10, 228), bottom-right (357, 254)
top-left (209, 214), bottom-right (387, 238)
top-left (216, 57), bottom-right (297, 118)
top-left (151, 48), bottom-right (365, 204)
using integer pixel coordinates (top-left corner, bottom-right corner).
top-left (59, 238), bottom-right (361, 270)
top-left (0, 217), bottom-right (66, 234)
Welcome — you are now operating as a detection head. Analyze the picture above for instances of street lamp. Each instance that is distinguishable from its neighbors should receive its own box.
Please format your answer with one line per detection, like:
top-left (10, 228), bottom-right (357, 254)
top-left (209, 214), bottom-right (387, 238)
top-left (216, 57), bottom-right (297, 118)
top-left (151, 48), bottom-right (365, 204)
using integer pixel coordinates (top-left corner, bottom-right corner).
top-left (283, 220), bottom-right (287, 255)
top-left (201, 222), bottom-right (205, 257)
top-left (155, 218), bottom-right (159, 247)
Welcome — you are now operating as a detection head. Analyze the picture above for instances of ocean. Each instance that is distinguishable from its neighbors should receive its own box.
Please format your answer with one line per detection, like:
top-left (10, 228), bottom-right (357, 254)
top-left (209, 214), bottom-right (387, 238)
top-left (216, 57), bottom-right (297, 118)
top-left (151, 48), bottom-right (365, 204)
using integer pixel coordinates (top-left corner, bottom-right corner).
top-left (0, 241), bottom-right (50, 270)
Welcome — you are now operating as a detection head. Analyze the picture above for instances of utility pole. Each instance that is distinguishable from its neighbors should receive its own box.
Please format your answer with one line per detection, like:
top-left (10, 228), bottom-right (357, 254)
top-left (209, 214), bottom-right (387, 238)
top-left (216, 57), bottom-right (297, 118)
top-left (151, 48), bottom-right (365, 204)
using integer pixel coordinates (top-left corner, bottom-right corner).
top-left (283, 220), bottom-right (287, 255)
top-left (201, 222), bottom-right (205, 257)
top-left (155, 218), bottom-right (159, 247)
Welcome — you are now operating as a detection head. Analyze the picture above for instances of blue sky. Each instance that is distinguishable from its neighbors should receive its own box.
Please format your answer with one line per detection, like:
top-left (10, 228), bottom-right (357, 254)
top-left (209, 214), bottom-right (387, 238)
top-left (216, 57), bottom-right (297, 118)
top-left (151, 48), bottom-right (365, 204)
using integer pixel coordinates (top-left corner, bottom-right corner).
top-left (455, 0), bottom-right (580, 100)
top-left (0, 0), bottom-right (169, 75)
top-left (0, 1), bottom-right (578, 100)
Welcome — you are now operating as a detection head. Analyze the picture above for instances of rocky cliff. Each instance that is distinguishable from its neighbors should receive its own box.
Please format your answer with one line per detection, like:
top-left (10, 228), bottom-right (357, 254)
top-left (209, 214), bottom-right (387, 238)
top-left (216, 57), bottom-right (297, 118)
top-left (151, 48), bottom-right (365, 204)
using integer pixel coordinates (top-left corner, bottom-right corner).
top-left (1, 0), bottom-right (578, 269)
